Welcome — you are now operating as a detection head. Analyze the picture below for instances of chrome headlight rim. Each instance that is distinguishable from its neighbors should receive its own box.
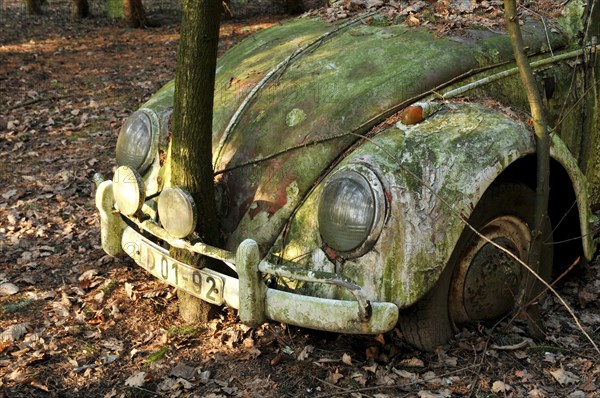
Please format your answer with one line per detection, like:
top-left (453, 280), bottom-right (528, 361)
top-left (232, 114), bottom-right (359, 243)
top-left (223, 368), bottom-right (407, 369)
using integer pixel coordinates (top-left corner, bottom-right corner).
top-left (115, 107), bottom-right (160, 175)
top-left (318, 164), bottom-right (387, 259)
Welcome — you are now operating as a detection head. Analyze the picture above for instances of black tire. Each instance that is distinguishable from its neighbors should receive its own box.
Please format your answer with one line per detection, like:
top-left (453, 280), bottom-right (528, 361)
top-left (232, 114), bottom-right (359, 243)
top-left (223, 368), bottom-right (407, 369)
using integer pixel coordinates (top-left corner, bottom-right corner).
top-left (399, 182), bottom-right (553, 351)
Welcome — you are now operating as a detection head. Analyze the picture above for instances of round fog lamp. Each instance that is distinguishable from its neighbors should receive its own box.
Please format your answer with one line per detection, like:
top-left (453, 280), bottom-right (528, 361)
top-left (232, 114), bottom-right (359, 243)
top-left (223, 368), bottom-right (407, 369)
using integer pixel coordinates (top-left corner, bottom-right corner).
top-left (113, 166), bottom-right (145, 216)
top-left (158, 187), bottom-right (197, 238)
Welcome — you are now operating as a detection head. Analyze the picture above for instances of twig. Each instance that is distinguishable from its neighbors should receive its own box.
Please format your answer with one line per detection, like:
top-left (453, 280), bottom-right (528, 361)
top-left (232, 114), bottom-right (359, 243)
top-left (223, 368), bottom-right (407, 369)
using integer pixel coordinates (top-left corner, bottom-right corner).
top-left (314, 377), bottom-right (357, 393)
top-left (130, 386), bottom-right (161, 396)
top-left (519, 4), bottom-right (555, 56)
top-left (553, 79), bottom-right (600, 131)
top-left (490, 340), bottom-right (530, 350)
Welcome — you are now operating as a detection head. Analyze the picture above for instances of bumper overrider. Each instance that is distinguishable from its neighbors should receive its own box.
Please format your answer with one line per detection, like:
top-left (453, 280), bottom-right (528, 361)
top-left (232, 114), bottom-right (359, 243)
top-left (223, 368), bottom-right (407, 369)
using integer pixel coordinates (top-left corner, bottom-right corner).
top-left (96, 175), bottom-right (399, 334)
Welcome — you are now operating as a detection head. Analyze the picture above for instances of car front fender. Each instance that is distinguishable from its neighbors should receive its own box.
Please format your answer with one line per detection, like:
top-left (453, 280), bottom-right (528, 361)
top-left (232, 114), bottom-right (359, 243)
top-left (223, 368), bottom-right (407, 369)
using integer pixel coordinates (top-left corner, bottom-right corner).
top-left (272, 102), bottom-right (593, 308)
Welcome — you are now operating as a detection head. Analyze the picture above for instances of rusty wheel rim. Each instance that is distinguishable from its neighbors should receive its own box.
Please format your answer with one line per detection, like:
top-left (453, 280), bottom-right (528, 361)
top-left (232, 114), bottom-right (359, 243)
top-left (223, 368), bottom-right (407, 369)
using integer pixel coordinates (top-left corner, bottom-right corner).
top-left (449, 215), bottom-right (532, 325)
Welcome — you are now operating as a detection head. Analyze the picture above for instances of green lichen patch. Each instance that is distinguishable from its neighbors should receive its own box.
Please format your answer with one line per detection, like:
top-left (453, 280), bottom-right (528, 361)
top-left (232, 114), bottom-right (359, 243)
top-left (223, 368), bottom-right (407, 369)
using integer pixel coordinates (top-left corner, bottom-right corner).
top-left (285, 108), bottom-right (306, 127)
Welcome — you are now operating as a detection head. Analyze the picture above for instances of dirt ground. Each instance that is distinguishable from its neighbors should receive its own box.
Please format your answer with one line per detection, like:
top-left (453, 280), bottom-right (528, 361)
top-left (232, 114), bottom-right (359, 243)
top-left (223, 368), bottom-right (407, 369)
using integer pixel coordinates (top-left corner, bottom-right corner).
top-left (1, 1), bottom-right (599, 397)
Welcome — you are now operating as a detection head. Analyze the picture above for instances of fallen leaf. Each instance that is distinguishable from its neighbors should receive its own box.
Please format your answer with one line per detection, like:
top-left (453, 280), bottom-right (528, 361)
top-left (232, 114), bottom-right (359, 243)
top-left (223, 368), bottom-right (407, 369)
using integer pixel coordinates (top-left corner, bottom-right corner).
top-left (580, 381), bottom-right (597, 392)
top-left (242, 347), bottom-right (261, 360)
top-left (198, 370), bottom-right (211, 384)
top-left (407, 14), bottom-right (421, 26)
top-left (363, 363), bottom-right (378, 374)
top-left (492, 380), bottom-right (511, 393)
top-left (170, 362), bottom-right (196, 380)
top-left (102, 354), bottom-right (118, 365)
top-left (297, 345), bottom-right (314, 361)
top-left (529, 387), bottom-right (546, 398)
top-left (422, 371), bottom-right (442, 387)
top-left (374, 334), bottom-right (385, 345)
top-left (30, 380), bottom-right (49, 392)
top-left (0, 283), bottom-right (19, 296)
top-left (79, 269), bottom-right (99, 281)
top-left (125, 371), bottom-right (147, 387)
top-left (124, 282), bottom-right (136, 300)
top-left (342, 353), bottom-right (352, 365)
top-left (350, 372), bottom-right (368, 386)
top-left (392, 368), bottom-right (418, 381)
top-left (550, 368), bottom-right (579, 386)
top-left (1, 189), bottom-right (17, 200)
top-left (1, 323), bottom-right (30, 342)
top-left (270, 353), bottom-right (283, 366)
top-left (399, 357), bottom-right (425, 368)
top-left (328, 368), bottom-right (344, 384)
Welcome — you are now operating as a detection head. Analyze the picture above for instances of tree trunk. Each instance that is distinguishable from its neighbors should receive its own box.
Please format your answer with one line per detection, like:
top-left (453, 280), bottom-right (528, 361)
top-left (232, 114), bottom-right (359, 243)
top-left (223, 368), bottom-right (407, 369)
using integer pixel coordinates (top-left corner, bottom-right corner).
top-left (170, 0), bottom-right (222, 323)
top-left (124, 0), bottom-right (146, 28)
top-left (107, 0), bottom-right (124, 18)
top-left (24, 0), bottom-right (43, 14)
top-left (504, 0), bottom-right (551, 338)
top-left (71, 0), bottom-right (89, 19)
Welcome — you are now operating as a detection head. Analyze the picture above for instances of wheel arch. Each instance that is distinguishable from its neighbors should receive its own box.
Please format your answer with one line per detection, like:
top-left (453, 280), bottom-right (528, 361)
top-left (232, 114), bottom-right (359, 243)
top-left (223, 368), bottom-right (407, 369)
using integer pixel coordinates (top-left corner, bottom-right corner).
top-left (494, 135), bottom-right (594, 265)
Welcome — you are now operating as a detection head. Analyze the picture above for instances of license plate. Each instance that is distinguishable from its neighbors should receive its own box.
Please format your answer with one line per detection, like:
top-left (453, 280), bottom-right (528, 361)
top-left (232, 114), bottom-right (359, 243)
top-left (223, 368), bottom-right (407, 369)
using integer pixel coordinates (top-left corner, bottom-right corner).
top-left (137, 239), bottom-right (224, 305)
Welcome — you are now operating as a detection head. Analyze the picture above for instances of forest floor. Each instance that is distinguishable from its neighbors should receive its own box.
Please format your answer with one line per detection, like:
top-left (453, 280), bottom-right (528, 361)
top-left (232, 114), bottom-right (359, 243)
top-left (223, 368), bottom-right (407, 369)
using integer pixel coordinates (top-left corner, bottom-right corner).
top-left (1, 1), bottom-right (600, 397)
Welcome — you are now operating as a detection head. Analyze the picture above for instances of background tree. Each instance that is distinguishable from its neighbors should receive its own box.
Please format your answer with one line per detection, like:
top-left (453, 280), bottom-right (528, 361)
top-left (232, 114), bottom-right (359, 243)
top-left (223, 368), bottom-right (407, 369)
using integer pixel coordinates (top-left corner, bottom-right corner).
top-left (106, 0), bottom-right (147, 28)
top-left (169, 0), bottom-right (222, 322)
top-left (24, 0), bottom-right (43, 14)
top-left (124, 0), bottom-right (146, 28)
top-left (71, 0), bottom-right (89, 19)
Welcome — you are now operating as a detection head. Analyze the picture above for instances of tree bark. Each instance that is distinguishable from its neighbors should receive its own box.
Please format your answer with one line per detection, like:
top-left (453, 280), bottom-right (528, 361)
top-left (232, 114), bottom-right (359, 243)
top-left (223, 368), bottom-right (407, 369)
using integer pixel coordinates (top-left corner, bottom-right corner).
top-left (124, 0), bottom-right (146, 28)
top-left (71, 0), bottom-right (89, 19)
top-left (170, 0), bottom-right (222, 323)
top-left (504, 0), bottom-right (551, 338)
top-left (24, 0), bottom-right (43, 14)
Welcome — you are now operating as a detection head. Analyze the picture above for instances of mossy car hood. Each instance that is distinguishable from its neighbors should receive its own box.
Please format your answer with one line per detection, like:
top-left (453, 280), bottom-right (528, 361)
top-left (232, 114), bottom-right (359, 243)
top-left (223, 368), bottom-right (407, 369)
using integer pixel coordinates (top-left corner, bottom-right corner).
top-left (146, 15), bottom-right (565, 252)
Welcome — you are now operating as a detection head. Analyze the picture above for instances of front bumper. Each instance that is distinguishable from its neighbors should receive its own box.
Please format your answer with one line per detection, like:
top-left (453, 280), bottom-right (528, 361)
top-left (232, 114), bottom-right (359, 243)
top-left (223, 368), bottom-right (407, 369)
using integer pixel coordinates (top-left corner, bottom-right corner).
top-left (96, 179), bottom-right (399, 334)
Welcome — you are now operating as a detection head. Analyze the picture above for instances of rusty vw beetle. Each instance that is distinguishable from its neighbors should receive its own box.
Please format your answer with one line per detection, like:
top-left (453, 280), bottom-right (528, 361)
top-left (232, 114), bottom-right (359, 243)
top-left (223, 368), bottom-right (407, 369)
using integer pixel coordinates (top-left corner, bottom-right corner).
top-left (97, 2), bottom-right (600, 350)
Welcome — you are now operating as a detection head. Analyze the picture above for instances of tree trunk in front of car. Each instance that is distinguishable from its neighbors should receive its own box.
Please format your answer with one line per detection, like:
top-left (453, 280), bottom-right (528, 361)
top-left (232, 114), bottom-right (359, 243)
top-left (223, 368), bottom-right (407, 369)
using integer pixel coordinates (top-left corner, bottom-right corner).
top-left (170, 0), bottom-right (222, 323)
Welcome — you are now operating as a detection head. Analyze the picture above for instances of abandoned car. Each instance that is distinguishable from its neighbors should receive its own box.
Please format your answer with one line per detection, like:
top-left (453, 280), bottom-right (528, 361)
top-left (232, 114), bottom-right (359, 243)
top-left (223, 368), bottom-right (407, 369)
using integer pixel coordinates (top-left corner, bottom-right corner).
top-left (96, 2), bottom-right (600, 350)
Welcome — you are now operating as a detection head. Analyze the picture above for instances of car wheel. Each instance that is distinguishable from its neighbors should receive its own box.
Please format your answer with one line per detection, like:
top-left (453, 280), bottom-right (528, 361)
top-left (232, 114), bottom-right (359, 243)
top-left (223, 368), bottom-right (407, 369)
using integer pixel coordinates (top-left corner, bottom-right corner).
top-left (399, 181), bottom-right (553, 351)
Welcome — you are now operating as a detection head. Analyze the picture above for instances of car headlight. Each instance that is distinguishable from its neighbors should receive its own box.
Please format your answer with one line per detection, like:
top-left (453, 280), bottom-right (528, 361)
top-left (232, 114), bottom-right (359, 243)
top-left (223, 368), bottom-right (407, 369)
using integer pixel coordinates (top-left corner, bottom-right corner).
top-left (115, 109), bottom-right (159, 173)
top-left (113, 166), bottom-right (145, 216)
top-left (318, 165), bottom-right (386, 258)
top-left (158, 187), bottom-right (197, 238)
